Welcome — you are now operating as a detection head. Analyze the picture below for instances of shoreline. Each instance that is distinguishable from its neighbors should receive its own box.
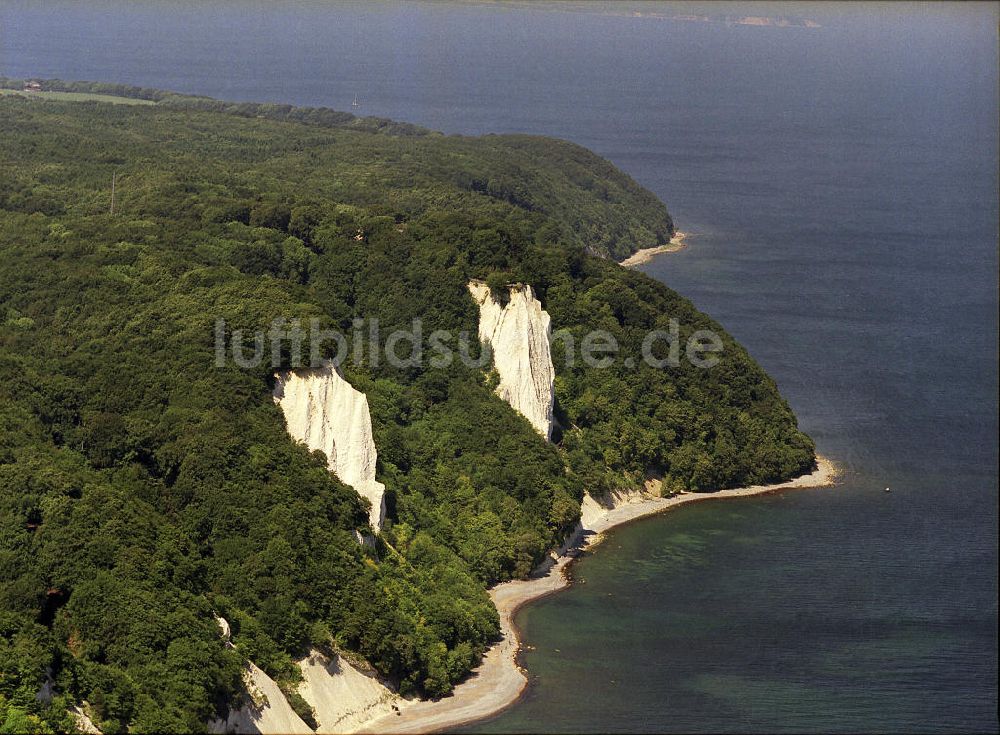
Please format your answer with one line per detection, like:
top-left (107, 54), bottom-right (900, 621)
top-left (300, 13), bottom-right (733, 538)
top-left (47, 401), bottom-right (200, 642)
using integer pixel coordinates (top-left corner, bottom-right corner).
top-left (619, 230), bottom-right (688, 267)
top-left (357, 455), bottom-right (838, 734)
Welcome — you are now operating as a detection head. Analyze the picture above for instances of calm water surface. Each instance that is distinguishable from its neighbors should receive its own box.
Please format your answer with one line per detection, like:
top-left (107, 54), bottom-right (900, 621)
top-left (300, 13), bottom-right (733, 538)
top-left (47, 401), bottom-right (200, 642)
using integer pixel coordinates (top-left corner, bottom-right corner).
top-left (2, 2), bottom-right (996, 732)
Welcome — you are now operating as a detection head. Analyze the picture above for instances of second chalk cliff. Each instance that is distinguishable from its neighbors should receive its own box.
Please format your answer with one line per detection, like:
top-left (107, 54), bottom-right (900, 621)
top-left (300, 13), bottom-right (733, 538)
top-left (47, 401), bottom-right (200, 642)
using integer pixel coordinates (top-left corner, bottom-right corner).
top-left (273, 363), bottom-right (386, 531)
top-left (468, 281), bottom-right (556, 439)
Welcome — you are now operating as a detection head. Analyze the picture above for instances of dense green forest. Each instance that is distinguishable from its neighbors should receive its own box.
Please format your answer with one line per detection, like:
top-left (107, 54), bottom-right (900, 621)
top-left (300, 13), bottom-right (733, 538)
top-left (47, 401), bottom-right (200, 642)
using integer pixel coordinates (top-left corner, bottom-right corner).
top-left (0, 76), bottom-right (673, 261)
top-left (0, 82), bottom-right (813, 731)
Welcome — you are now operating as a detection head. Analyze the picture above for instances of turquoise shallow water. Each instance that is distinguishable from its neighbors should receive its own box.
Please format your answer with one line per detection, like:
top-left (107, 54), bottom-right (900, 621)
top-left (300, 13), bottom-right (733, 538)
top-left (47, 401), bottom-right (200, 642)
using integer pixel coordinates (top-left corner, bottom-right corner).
top-left (2, 2), bottom-right (997, 731)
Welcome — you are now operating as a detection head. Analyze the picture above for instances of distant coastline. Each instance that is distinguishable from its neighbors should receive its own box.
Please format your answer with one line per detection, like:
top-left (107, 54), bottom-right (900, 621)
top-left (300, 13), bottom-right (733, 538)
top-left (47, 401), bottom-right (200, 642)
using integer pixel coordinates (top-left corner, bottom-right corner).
top-left (620, 230), bottom-right (688, 267)
top-left (475, 4), bottom-right (822, 30)
top-left (358, 455), bottom-right (838, 734)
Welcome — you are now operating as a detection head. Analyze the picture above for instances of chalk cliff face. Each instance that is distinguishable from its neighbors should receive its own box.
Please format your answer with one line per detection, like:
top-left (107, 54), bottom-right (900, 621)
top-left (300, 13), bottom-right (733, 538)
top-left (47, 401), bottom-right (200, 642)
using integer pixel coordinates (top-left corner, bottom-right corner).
top-left (579, 480), bottom-right (663, 532)
top-left (297, 649), bottom-right (398, 732)
top-left (273, 363), bottom-right (386, 531)
top-left (209, 618), bottom-right (312, 735)
top-left (468, 281), bottom-right (555, 439)
top-left (210, 617), bottom-right (397, 734)
top-left (208, 660), bottom-right (312, 735)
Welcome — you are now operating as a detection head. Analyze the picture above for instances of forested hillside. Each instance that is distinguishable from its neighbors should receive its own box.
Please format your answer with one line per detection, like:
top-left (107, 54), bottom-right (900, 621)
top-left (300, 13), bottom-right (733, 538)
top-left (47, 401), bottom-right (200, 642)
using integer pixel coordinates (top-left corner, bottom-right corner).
top-left (0, 77), bottom-right (673, 261)
top-left (0, 86), bottom-right (813, 731)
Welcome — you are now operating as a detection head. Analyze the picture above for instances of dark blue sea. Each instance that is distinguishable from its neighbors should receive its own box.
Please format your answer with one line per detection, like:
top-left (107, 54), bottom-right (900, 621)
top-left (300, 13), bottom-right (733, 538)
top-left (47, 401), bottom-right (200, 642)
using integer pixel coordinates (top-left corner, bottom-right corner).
top-left (2, 2), bottom-right (996, 731)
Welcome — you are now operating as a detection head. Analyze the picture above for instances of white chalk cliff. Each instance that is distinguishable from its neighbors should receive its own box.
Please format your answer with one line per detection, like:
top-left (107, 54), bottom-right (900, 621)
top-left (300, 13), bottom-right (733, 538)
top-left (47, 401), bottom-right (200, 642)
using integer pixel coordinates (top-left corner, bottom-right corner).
top-left (273, 362), bottom-right (386, 531)
top-left (210, 616), bottom-right (398, 735)
top-left (209, 618), bottom-right (312, 735)
top-left (297, 649), bottom-right (398, 732)
top-left (579, 477), bottom-right (664, 532)
top-left (468, 281), bottom-right (555, 439)
top-left (208, 661), bottom-right (313, 735)
top-left (209, 652), bottom-right (397, 735)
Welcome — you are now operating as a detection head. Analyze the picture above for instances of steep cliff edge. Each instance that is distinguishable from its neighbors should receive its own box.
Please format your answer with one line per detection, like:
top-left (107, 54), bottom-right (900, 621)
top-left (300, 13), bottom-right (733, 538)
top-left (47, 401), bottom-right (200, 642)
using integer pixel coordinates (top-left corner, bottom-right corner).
top-left (468, 281), bottom-right (556, 439)
top-left (273, 363), bottom-right (387, 531)
top-left (298, 650), bottom-right (399, 733)
top-left (579, 479), bottom-right (664, 531)
top-left (208, 661), bottom-right (312, 735)
top-left (209, 618), bottom-right (313, 734)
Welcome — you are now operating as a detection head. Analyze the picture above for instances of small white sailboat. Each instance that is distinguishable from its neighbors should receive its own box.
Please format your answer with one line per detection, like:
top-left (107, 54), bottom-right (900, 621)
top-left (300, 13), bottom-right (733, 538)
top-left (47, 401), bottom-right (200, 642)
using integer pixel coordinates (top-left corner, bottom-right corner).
top-left (352, 93), bottom-right (360, 108)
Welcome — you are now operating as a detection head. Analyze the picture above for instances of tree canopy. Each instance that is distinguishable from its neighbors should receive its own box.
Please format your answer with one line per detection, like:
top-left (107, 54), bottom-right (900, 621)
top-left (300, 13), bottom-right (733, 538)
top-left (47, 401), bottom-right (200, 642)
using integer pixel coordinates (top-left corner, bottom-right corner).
top-left (0, 83), bottom-right (813, 732)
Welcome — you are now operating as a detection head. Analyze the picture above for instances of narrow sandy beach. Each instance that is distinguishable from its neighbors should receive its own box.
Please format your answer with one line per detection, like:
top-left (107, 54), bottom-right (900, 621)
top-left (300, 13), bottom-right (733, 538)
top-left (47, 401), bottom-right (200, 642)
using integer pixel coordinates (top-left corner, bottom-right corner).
top-left (619, 230), bottom-right (688, 267)
top-left (357, 455), bottom-right (838, 734)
